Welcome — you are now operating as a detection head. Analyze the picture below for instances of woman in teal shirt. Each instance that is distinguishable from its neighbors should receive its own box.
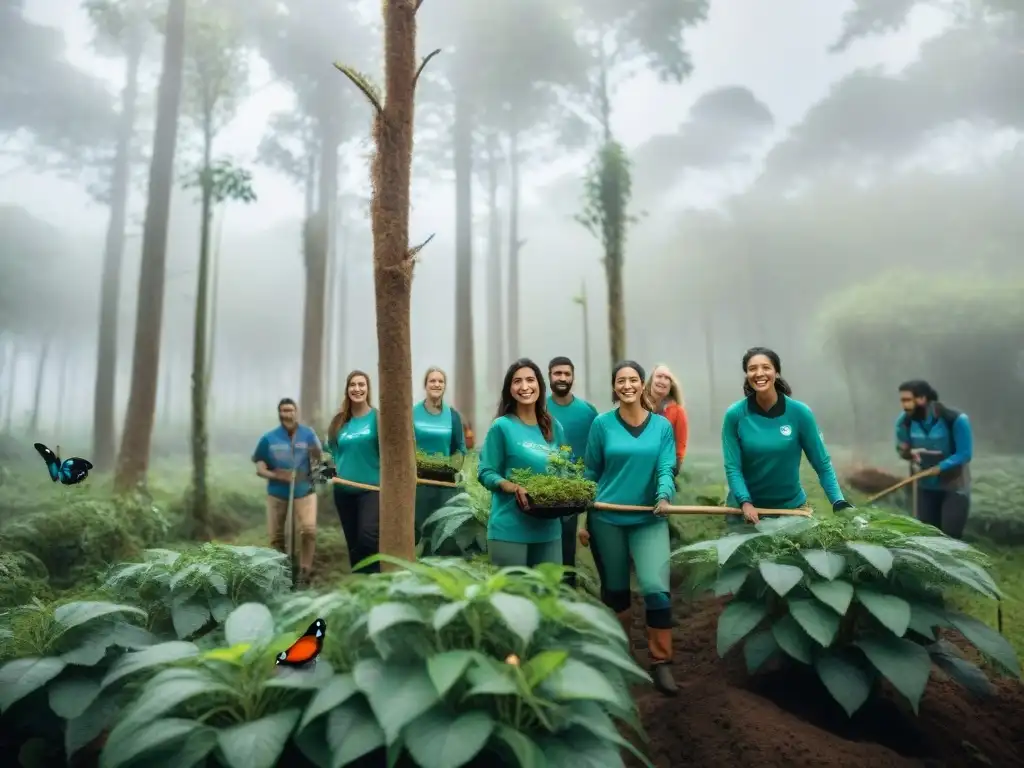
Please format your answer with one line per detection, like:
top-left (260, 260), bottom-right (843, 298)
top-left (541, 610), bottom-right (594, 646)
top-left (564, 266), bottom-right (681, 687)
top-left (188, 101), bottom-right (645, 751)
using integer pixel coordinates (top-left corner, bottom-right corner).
top-left (478, 358), bottom-right (566, 567)
top-left (722, 347), bottom-right (851, 527)
top-left (584, 360), bottom-right (678, 696)
top-left (327, 369), bottom-right (381, 573)
top-left (413, 366), bottom-right (467, 544)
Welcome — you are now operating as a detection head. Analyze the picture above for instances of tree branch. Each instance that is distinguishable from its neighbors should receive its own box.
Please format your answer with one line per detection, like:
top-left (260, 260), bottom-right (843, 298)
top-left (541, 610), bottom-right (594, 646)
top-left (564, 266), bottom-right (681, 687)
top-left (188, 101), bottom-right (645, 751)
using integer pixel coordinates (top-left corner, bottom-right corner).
top-left (333, 62), bottom-right (384, 116)
top-left (408, 233), bottom-right (435, 259)
top-left (413, 49), bottom-right (442, 90)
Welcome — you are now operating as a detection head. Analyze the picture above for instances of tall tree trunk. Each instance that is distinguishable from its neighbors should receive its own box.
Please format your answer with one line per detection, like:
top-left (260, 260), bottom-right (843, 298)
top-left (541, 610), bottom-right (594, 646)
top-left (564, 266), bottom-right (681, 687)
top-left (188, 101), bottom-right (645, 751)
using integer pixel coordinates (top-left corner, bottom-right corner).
top-left (484, 134), bottom-right (504, 394)
top-left (160, 351), bottom-right (173, 427)
top-left (4, 341), bottom-right (20, 433)
top-left (190, 120), bottom-right (214, 541)
top-left (452, 71), bottom-right (476, 427)
top-left (703, 300), bottom-right (716, 432)
top-left (92, 34), bottom-right (143, 472)
top-left (115, 0), bottom-right (187, 492)
top-left (506, 129), bottom-right (521, 359)
top-left (605, 241), bottom-right (625, 365)
top-left (322, 206), bottom-right (337, 417)
top-left (577, 283), bottom-right (592, 401)
top-left (364, 0), bottom-right (419, 565)
top-left (29, 337), bottom-right (51, 436)
top-left (300, 115), bottom-right (337, 428)
top-left (55, 347), bottom-right (69, 435)
top-left (205, 206), bottom-right (225, 414)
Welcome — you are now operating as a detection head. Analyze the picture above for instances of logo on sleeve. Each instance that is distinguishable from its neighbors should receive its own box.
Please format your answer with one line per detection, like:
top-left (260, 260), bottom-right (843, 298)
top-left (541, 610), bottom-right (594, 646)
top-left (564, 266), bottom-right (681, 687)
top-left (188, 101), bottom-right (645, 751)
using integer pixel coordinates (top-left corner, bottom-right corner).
top-left (780, 425), bottom-right (792, 437)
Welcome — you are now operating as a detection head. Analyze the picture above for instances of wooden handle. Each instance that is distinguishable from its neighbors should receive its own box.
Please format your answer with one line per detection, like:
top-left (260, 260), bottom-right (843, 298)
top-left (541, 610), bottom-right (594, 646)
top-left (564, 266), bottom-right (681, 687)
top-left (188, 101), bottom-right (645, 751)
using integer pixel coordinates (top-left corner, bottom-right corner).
top-left (591, 502), bottom-right (810, 517)
top-left (866, 468), bottom-right (934, 504)
top-left (329, 476), bottom-right (459, 491)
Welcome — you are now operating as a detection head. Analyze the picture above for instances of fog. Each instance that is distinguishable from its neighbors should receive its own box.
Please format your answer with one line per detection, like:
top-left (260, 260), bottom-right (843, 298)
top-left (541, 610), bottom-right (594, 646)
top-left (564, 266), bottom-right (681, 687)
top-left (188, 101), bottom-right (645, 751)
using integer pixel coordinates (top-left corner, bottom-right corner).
top-left (1, 0), bottom-right (1021, 462)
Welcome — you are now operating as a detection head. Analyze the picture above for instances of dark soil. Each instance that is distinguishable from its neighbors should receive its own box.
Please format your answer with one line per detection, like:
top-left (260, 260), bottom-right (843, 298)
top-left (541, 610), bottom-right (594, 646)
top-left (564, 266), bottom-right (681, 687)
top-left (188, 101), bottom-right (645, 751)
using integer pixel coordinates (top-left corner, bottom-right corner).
top-left (416, 466), bottom-right (457, 483)
top-left (844, 466), bottom-right (904, 496)
top-left (625, 594), bottom-right (1024, 768)
top-left (522, 497), bottom-right (589, 520)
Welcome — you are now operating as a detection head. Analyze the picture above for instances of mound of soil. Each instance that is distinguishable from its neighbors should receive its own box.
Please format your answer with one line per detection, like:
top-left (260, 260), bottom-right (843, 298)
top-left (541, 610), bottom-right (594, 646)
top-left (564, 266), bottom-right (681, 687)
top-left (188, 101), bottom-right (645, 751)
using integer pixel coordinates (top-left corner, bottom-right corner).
top-left (844, 465), bottom-right (904, 495)
top-left (625, 595), bottom-right (1024, 767)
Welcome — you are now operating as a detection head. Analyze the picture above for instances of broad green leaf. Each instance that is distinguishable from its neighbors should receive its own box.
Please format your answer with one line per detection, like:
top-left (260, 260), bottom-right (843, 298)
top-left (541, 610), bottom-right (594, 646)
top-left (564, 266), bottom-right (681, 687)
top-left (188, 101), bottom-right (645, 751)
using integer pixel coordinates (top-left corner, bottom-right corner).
top-left (857, 635), bottom-right (931, 713)
top-left (814, 650), bottom-right (873, 716)
top-left (492, 723), bottom-right (546, 767)
top-left (54, 602), bottom-right (146, 632)
top-left (540, 725), bottom-right (624, 765)
top-left (560, 600), bottom-right (627, 641)
top-left (265, 660), bottom-right (334, 689)
top-left (928, 641), bottom-right (994, 698)
top-left (855, 590), bottom-right (911, 636)
top-left (224, 603), bottom-right (275, 646)
top-left (808, 580), bottom-right (854, 615)
top-left (897, 549), bottom-right (1001, 599)
top-left (742, 630), bottom-right (778, 673)
top-left (712, 566), bottom-right (751, 596)
top-left (325, 699), bottom-right (385, 766)
top-left (755, 517), bottom-right (814, 536)
top-left (427, 651), bottom-right (477, 697)
top-left (210, 597), bottom-right (235, 623)
top-left (715, 533), bottom-right (764, 565)
top-left (758, 561), bottom-right (805, 596)
top-left (772, 615), bottom-right (815, 664)
top-left (404, 707), bottom-right (495, 768)
top-left (0, 657), bottom-right (66, 712)
top-left (101, 641), bottom-right (200, 690)
top-left (100, 717), bottom-right (217, 768)
top-left (367, 602), bottom-right (424, 638)
top-left (202, 644), bottom-right (252, 665)
top-left (956, 560), bottom-right (1002, 599)
top-left (48, 675), bottom-right (100, 719)
top-left (17, 738), bottom-right (48, 768)
top-left (299, 673), bottom-right (359, 730)
top-left (906, 535), bottom-right (972, 553)
top-left (801, 550), bottom-right (847, 580)
top-left (171, 602), bottom-right (211, 640)
top-left (573, 641), bottom-right (650, 681)
top-left (432, 601), bottom-right (468, 631)
top-left (565, 700), bottom-right (654, 767)
top-left (107, 668), bottom-right (231, 742)
top-left (541, 658), bottom-right (624, 706)
top-left (845, 542), bottom-right (893, 575)
top-left (217, 709), bottom-right (300, 768)
top-left (463, 661), bottom-right (518, 697)
top-left (716, 600), bottom-right (767, 656)
top-left (907, 602), bottom-right (948, 640)
top-left (353, 658), bottom-right (439, 744)
top-left (489, 594), bottom-right (540, 646)
top-left (523, 650), bottom-right (568, 689)
top-left (947, 611), bottom-right (1022, 677)
top-left (66, 693), bottom-right (119, 757)
top-left (60, 633), bottom-right (112, 666)
top-left (788, 599), bottom-right (840, 647)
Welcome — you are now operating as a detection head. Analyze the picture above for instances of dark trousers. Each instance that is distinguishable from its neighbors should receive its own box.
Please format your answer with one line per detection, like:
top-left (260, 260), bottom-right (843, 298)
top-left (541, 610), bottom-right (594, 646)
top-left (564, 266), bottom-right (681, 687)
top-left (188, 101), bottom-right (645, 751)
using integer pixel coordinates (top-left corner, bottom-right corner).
top-left (561, 514), bottom-right (579, 587)
top-left (333, 487), bottom-right (380, 573)
top-left (916, 489), bottom-right (970, 539)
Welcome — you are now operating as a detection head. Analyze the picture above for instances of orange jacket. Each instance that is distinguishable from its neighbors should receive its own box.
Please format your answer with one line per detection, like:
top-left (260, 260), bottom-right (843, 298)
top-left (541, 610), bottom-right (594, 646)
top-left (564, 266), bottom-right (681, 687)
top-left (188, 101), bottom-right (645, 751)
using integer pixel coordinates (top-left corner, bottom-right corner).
top-left (661, 401), bottom-right (688, 466)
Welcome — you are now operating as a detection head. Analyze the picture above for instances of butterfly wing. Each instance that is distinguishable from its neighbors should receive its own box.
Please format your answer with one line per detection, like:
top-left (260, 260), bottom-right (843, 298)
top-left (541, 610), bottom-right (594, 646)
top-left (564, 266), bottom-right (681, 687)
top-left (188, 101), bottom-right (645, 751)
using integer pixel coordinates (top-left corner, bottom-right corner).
top-left (60, 458), bottom-right (93, 485)
top-left (276, 618), bottom-right (326, 666)
top-left (33, 443), bottom-right (61, 482)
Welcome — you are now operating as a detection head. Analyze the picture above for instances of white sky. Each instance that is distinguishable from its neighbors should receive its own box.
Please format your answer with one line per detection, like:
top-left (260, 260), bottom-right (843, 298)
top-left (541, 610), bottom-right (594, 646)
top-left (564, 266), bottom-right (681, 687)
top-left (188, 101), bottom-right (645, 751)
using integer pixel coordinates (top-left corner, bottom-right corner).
top-left (3, 0), bottom-right (950, 239)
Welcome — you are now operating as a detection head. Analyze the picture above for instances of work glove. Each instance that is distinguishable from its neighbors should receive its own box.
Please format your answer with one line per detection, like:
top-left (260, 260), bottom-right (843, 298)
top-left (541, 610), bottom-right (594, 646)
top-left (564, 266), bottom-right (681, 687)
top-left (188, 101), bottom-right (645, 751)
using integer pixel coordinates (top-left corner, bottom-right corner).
top-left (833, 500), bottom-right (855, 513)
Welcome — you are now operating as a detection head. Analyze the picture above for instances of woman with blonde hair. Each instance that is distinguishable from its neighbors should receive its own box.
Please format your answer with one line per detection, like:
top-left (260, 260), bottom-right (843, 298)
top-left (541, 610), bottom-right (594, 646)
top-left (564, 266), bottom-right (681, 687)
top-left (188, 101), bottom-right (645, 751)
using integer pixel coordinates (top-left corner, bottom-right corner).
top-left (645, 364), bottom-right (689, 470)
top-left (326, 370), bottom-right (380, 573)
top-left (413, 366), bottom-right (467, 543)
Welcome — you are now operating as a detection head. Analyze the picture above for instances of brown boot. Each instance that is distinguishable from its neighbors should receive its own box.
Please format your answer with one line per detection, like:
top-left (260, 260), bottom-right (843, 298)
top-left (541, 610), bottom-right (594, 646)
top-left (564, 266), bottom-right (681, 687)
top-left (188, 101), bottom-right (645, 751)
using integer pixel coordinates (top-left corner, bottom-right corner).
top-left (647, 627), bottom-right (678, 696)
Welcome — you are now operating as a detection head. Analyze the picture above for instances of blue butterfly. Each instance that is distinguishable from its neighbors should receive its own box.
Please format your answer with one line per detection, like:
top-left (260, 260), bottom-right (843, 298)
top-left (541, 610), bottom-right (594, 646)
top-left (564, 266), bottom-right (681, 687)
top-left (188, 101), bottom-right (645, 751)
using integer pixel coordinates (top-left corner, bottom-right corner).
top-left (33, 443), bottom-right (93, 486)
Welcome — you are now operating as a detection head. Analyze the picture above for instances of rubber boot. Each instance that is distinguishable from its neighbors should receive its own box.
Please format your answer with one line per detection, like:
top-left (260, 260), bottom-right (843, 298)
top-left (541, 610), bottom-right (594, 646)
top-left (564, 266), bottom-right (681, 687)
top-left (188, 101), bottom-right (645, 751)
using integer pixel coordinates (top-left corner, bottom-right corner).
top-left (647, 627), bottom-right (678, 696)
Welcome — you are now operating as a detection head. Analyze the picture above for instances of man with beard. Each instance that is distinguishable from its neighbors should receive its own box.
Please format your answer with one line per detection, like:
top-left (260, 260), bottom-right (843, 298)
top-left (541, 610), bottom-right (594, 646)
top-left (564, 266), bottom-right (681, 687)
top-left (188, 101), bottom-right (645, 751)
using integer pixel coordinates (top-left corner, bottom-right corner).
top-left (547, 356), bottom-right (599, 586)
top-left (895, 380), bottom-right (973, 538)
top-left (252, 398), bottom-right (323, 584)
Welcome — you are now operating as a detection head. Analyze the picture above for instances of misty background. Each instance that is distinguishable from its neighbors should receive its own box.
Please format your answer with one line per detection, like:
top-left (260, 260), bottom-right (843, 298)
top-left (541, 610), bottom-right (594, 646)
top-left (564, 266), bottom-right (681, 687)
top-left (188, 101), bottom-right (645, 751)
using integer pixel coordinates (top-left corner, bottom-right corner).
top-left (1, 0), bottom-right (1021, 467)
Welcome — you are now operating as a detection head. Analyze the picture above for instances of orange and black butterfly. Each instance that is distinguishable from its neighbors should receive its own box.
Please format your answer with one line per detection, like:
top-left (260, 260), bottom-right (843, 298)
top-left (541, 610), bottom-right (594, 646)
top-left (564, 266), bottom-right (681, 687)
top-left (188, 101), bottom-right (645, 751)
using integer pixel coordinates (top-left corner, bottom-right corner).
top-left (275, 618), bottom-right (325, 668)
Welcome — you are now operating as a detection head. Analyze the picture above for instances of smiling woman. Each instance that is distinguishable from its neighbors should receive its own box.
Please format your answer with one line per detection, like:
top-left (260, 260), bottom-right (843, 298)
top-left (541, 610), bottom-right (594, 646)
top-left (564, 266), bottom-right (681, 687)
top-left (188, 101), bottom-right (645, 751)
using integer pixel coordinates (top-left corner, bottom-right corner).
top-left (477, 358), bottom-right (566, 568)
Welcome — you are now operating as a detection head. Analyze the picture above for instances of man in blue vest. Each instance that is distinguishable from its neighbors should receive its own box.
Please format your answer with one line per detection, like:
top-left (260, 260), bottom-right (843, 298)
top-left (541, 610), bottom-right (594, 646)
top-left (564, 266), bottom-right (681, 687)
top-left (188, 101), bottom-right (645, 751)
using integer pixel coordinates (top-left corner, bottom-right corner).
top-left (252, 398), bottom-right (322, 583)
top-left (895, 380), bottom-right (973, 538)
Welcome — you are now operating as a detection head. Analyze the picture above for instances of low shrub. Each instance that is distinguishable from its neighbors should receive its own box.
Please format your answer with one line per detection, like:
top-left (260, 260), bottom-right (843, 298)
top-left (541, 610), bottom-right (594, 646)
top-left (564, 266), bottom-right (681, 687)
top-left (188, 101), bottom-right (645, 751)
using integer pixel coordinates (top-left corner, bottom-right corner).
top-left (0, 551), bottom-right (51, 609)
top-left (966, 467), bottom-right (1024, 544)
top-left (101, 545), bottom-right (291, 640)
top-left (167, 486), bottom-right (267, 540)
top-left (420, 492), bottom-right (488, 557)
top-left (672, 507), bottom-right (1021, 716)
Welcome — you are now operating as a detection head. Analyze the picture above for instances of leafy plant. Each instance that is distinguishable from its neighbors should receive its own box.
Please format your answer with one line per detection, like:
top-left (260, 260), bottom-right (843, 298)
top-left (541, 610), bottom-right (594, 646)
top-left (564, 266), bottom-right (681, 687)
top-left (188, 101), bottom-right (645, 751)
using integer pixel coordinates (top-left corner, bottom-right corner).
top-left (0, 550), bottom-right (52, 609)
top-left (420, 492), bottom-right (488, 557)
top-left (101, 545), bottom-right (291, 640)
top-left (965, 467), bottom-right (1024, 544)
top-left (416, 449), bottom-right (464, 480)
top-left (510, 446), bottom-right (597, 509)
top-left (270, 556), bottom-right (652, 767)
top-left (672, 507), bottom-right (1022, 717)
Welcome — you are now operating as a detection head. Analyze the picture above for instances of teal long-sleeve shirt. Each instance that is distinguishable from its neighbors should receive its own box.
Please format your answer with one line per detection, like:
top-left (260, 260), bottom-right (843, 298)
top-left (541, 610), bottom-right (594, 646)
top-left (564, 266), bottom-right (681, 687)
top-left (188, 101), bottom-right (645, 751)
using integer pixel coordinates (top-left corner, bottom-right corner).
top-left (329, 410), bottom-right (380, 492)
top-left (413, 400), bottom-right (467, 457)
top-left (477, 415), bottom-right (566, 543)
top-left (721, 395), bottom-right (845, 510)
top-left (546, 395), bottom-right (598, 461)
top-left (894, 408), bottom-right (973, 492)
top-left (584, 410), bottom-right (677, 527)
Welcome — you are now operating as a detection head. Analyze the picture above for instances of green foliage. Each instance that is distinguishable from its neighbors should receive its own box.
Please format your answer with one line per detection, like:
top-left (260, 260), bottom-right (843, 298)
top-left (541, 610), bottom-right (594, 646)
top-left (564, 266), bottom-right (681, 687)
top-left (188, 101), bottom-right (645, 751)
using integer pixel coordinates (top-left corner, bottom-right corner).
top-left (509, 446), bottom-right (597, 508)
top-left (0, 551), bottom-right (51, 609)
top-left (268, 557), bottom-right (652, 766)
top-left (576, 140), bottom-right (639, 260)
top-left (182, 158), bottom-right (258, 205)
top-left (101, 546), bottom-right (290, 640)
top-left (421, 492), bottom-right (488, 557)
top-left (965, 465), bottom-right (1024, 544)
top-left (415, 449), bottom-right (464, 478)
top-left (673, 507), bottom-right (1021, 716)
